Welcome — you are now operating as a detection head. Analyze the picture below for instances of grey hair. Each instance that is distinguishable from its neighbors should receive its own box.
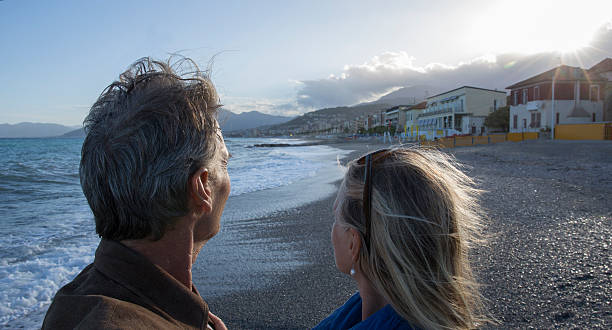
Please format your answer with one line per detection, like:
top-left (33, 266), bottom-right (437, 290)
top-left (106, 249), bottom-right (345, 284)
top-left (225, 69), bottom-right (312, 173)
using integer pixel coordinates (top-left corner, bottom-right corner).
top-left (80, 57), bottom-right (221, 241)
top-left (337, 147), bottom-right (489, 329)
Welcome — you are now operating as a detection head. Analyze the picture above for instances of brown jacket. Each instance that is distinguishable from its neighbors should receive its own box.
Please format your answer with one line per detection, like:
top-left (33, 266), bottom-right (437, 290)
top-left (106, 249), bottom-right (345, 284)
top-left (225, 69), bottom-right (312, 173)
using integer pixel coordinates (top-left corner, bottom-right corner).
top-left (42, 239), bottom-right (210, 329)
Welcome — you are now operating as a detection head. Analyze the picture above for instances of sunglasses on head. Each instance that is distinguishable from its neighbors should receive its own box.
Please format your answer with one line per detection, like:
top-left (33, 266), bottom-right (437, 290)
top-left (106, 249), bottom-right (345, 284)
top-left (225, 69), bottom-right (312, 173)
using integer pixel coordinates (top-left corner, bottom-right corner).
top-left (356, 148), bottom-right (392, 249)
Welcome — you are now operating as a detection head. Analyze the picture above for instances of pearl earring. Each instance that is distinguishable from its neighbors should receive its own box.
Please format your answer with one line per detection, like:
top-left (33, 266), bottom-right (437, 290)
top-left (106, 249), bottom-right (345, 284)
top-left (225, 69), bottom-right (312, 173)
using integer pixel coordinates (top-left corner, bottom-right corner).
top-left (350, 267), bottom-right (356, 276)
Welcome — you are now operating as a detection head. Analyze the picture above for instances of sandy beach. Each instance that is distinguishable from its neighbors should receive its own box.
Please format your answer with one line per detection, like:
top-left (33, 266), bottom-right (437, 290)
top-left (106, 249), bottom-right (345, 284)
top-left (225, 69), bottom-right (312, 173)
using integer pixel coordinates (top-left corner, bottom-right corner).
top-left (201, 139), bottom-right (611, 329)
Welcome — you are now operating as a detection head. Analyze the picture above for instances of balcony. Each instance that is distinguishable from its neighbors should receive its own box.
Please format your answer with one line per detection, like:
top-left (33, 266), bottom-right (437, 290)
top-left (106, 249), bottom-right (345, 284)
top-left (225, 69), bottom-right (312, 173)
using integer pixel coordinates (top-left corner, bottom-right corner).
top-left (526, 101), bottom-right (540, 111)
top-left (418, 108), bottom-right (453, 118)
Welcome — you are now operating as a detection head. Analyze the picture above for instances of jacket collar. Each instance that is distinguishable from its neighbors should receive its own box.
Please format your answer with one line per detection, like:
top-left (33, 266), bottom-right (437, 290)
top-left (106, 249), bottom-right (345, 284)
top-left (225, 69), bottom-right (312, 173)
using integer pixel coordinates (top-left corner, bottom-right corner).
top-left (93, 239), bottom-right (209, 328)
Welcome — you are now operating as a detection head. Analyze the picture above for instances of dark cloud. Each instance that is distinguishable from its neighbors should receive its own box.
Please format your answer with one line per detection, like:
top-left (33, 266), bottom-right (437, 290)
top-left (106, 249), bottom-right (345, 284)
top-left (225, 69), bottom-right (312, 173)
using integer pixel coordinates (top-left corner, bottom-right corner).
top-left (296, 24), bottom-right (612, 109)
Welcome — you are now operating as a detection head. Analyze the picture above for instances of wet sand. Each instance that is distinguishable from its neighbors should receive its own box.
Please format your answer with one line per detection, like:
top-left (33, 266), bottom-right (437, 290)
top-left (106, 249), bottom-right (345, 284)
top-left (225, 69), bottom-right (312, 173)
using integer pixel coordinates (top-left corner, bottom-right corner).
top-left (203, 139), bottom-right (612, 329)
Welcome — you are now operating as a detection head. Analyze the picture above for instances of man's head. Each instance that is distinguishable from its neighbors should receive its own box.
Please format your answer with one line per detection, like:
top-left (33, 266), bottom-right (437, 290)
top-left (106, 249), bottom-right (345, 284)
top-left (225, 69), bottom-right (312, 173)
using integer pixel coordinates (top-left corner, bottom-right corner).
top-left (80, 57), bottom-right (225, 241)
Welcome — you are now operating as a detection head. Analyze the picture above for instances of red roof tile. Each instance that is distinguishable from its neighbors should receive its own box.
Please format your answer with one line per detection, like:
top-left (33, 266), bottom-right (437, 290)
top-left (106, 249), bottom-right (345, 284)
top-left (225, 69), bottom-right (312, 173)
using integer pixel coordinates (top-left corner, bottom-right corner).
top-left (588, 58), bottom-right (612, 74)
top-left (506, 65), bottom-right (606, 90)
top-left (410, 101), bottom-right (427, 109)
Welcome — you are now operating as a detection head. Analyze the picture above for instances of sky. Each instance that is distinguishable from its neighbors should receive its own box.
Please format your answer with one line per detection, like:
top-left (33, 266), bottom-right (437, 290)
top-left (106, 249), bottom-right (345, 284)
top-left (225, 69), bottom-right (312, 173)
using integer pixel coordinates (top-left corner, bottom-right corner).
top-left (0, 0), bottom-right (611, 125)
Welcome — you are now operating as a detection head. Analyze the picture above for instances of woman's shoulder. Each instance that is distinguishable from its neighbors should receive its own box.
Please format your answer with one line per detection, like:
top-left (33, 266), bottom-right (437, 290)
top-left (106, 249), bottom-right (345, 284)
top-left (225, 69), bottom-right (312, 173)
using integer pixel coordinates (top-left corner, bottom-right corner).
top-left (356, 304), bottom-right (415, 330)
top-left (313, 292), bottom-right (362, 330)
top-left (314, 293), bottom-right (416, 330)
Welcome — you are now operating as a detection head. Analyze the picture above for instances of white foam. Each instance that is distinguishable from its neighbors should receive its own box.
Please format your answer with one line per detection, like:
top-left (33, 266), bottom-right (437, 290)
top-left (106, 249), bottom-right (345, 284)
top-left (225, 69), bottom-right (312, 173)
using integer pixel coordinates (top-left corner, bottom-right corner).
top-left (0, 233), bottom-right (98, 327)
top-left (226, 139), bottom-right (347, 197)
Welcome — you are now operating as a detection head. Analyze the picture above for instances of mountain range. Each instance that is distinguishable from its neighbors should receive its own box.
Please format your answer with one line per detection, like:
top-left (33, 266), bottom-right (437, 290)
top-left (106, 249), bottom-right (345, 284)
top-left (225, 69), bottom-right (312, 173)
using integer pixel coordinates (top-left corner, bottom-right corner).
top-left (357, 84), bottom-right (439, 107)
top-left (0, 110), bottom-right (294, 138)
top-left (374, 85), bottom-right (439, 106)
top-left (260, 84), bottom-right (441, 135)
top-left (0, 122), bottom-right (79, 138)
top-left (0, 86), bottom-right (441, 138)
top-left (217, 109), bottom-right (292, 132)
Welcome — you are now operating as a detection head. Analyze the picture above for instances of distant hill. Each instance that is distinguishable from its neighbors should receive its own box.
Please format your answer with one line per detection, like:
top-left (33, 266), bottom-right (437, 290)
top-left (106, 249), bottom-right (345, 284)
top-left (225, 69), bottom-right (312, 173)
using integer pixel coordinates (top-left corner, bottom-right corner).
top-left (60, 127), bottom-right (86, 138)
top-left (56, 109), bottom-right (293, 137)
top-left (217, 109), bottom-right (293, 132)
top-left (0, 122), bottom-right (79, 138)
top-left (356, 85), bottom-right (440, 107)
top-left (267, 103), bottom-right (390, 134)
top-left (376, 85), bottom-right (439, 105)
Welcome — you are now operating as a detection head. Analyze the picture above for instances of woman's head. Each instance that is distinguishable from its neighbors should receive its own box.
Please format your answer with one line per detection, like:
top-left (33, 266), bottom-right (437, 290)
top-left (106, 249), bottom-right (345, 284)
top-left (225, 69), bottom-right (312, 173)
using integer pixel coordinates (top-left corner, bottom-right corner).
top-left (333, 147), bottom-right (486, 329)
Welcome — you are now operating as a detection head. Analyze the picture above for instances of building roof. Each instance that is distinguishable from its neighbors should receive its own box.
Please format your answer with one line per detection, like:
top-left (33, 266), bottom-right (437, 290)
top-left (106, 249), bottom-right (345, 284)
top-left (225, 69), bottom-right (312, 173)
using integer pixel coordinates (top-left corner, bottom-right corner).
top-left (410, 101), bottom-right (427, 109)
top-left (385, 104), bottom-right (413, 113)
top-left (588, 58), bottom-right (612, 74)
top-left (427, 86), bottom-right (506, 100)
top-left (506, 65), bottom-right (606, 90)
top-left (388, 104), bottom-right (412, 110)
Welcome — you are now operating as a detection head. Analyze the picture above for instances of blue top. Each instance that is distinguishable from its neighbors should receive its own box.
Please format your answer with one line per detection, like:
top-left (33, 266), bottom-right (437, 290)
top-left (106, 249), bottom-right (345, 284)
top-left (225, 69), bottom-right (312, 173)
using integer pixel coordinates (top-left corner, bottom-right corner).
top-left (313, 292), bottom-right (415, 330)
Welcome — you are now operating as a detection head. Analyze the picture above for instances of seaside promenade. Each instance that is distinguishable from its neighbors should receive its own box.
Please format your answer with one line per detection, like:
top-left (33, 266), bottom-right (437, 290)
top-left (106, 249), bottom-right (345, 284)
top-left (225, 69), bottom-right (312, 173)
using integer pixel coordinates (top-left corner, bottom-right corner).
top-left (205, 139), bottom-right (611, 329)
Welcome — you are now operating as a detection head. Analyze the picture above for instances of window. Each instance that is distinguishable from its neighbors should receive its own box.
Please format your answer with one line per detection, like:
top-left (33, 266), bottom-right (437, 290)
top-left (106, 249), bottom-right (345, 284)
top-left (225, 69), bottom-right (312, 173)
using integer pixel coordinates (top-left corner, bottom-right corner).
top-left (513, 115), bottom-right (518, 129)
top-left (534, 86), bottom-right (540, 100)
top-left (523, 119), bottom-right (527, 129)
top-left (529, 112), bottom-right (541, 128)
top-left (513, 91), bottom-right (518, 105)
top-left (556, 113), bottom-right (560, 125)
top-left (522, 89), bottom-right (528, 104)
top-left (580, 83), bottom-right (590, 100)
top-left (590, 85), bottom-right (600, 101)
top-left (592, 113), bottom-right (596, 122)
top-left (493, 99), bottom-right (497, 111)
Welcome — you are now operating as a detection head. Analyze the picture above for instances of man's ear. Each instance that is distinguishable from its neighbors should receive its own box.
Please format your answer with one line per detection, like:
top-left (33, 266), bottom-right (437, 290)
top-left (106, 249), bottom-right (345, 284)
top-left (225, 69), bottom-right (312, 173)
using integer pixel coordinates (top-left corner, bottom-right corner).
top-left (349, 228), bottom-right (362, 263)
top-left (190, 167), bottom-right (212, 213)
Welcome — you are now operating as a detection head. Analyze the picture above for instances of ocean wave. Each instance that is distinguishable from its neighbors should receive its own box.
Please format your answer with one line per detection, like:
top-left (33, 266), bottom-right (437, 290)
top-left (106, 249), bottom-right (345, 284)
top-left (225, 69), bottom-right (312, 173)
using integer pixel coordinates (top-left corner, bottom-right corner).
top-left (0, 137), bottom-right (348, 327)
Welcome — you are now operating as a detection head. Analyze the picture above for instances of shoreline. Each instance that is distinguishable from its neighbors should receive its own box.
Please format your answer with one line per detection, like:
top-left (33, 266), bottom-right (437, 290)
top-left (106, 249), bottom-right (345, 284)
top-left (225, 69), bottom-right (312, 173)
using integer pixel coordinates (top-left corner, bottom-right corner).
top-left (192, 142), bottom-right (353, 298)
top-left (201, 142), bottom-right (380, 329)
top-left (204, 139), bottom-right (612, 329)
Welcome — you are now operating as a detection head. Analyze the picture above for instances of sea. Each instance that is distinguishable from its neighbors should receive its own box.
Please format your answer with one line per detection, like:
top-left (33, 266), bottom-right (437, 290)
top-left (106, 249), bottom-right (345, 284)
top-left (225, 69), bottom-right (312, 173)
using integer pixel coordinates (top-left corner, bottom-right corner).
top-left (0, 137), bottom-right (350, 328)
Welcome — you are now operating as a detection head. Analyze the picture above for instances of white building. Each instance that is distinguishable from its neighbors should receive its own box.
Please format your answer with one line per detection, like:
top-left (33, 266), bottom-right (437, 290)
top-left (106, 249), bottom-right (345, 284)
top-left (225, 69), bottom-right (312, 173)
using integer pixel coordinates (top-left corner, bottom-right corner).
top-left (587, 58), bottom-right (612, 121)
top-left (404, 101), bottom-right (427, 140)
top-left (507, 62), bottom-right (609, 133)
top-left (384, 105), bottom-right (411, 132)
top-left (418, 86), bottom-right (507, 140)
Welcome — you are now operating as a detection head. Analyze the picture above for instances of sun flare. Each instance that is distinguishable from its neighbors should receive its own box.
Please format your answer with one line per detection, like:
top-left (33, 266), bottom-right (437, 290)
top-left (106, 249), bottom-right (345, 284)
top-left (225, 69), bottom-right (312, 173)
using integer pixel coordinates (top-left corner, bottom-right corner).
top-left (468, 0), bottom-right (611, 55)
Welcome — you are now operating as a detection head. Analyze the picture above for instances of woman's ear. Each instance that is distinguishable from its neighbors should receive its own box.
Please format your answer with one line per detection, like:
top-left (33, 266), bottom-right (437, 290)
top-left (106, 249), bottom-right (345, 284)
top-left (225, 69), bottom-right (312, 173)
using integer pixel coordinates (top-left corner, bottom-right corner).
top-left (190, 167), bottom-right (212, 213)
top-left (348, 228), bottom-right (362, 263)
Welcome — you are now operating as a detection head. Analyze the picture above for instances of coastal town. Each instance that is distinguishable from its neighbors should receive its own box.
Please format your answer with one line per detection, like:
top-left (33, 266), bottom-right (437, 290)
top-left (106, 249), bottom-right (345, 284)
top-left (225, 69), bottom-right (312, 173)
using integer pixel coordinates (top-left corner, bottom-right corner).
top-left (244, 57), bottom-right (612, 142)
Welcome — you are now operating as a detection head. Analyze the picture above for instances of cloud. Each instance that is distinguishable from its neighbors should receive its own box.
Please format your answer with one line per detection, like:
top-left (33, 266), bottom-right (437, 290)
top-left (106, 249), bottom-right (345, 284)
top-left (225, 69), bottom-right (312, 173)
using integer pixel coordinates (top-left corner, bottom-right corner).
top-left (296, 23), bottom-right (612, 109)
top-left (222, 23), bottom-right (611, 116)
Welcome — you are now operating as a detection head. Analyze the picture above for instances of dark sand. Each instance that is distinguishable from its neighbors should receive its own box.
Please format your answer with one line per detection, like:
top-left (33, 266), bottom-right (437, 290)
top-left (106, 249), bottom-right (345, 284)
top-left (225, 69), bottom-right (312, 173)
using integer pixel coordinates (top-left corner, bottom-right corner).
top-left (206, 139), bottom-right (612, 329)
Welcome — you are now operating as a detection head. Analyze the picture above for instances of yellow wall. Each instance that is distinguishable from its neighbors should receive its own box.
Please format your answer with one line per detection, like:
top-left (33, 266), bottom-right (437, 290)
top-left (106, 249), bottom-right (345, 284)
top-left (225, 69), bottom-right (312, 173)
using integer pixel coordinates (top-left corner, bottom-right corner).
top-left (489, 134), bottom-right (506, 143)
top-left (555, 123), bottom-right (606, 140)
top-left (455, 136), bottom-right (473, 146)
top-left (474, 136), bottom-right (489, 145)
top-left (438, 137), bottom-right (454, 148)
top-left (416, 130), bottom-right (589, 148)
top-left (507, 133), bottom-right (523, 142)
top-left (507, 132), bottom-right (539, 141)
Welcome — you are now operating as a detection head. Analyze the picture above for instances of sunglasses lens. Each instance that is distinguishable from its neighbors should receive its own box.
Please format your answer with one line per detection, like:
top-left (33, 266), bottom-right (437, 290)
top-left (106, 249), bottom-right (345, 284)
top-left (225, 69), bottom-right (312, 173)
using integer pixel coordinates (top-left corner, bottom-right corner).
top-left (360, 148), bottom-right (391, 251)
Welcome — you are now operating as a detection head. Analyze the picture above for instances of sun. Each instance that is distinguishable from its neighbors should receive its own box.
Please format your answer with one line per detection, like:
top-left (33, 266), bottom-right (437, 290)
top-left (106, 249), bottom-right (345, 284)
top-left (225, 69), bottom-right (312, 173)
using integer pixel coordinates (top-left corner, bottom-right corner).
top-left (467, 0), bottom-right (611, 55)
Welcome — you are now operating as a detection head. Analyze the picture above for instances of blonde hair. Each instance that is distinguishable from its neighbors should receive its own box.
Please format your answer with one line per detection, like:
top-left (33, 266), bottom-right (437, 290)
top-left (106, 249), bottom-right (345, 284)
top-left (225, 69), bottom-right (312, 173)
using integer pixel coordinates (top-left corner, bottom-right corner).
top-left (337, 147), bottom-right (488, 329)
